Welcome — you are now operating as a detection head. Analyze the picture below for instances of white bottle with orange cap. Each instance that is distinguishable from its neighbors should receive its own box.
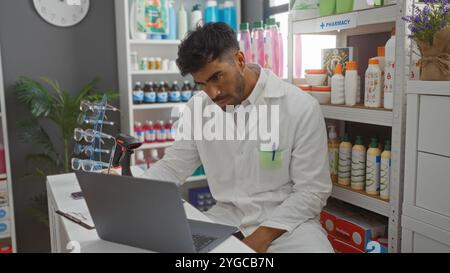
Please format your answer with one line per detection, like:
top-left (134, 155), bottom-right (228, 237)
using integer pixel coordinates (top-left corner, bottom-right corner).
top-left (364, 58), bottom-right (383, 108)
top-left (345, 61), bottom-right (358, 106)
top-left (331, 63), bottom-right (345, 105)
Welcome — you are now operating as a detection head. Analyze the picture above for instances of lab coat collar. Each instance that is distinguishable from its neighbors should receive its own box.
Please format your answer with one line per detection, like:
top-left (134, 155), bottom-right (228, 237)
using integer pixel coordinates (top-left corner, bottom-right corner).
top-left (263, 69), bottom-right (286, 99)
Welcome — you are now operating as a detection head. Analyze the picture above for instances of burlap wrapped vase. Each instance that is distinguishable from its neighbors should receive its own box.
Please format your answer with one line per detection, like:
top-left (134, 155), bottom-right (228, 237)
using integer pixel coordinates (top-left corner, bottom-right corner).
top-left (416, 26), bottom-right (450, 81)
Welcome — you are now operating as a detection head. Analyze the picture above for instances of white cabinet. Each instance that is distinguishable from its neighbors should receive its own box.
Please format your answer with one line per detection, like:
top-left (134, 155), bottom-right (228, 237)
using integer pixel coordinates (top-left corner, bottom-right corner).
top-left (403, 81), bottom-right (450, 252)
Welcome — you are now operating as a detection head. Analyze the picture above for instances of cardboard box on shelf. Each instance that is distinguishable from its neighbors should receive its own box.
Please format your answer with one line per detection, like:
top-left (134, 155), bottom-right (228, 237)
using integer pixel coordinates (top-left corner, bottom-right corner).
top-left (0, 206), bottom-right (9, 221)
top-left (0, 180), bottom-right (7, 207)
top-left (0, 245), bottom-right (12, 253)
top-left (322, 47), bottom-right (357, 79)
top-left (0, 220), bottom-right (10, 238)
top-left (320, 198), bottom-right (388, 252)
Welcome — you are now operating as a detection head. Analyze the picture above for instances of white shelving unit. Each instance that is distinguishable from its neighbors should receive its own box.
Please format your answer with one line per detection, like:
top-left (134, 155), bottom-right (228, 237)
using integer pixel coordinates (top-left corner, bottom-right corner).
top-left (115, 0), bottom-right (241, 182)
top-left (288, 1), bottom-right (411, 252)
top-left (320, 104), bottom-right (393, 127)
top-left (0, 44), bottom-right (16, 252)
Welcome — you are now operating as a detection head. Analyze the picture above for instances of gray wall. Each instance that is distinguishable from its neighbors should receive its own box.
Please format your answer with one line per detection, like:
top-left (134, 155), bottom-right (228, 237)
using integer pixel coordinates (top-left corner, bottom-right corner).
top-left (242, 0), bottom-right (264, 23)
top-left (0, 0), bottom-right (119, 252)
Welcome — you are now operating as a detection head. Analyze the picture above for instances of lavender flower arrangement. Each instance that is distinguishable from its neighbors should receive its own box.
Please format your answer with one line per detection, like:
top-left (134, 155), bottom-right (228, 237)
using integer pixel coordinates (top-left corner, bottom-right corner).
top-left (402, 0), bottom-right (450, 46)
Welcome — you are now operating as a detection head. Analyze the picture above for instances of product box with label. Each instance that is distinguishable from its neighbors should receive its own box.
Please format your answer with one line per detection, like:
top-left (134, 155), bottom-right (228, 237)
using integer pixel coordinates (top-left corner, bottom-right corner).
top-left (320, 199), bottom-right (388, 252)
top-left (322, 47), bottom-right (357, 79)
top-left (0, 180), bottom-right (7, 207)
top-left (0, 206), bottom-right (9, 221)
top-left (0, 220), bottom-right (10, 238)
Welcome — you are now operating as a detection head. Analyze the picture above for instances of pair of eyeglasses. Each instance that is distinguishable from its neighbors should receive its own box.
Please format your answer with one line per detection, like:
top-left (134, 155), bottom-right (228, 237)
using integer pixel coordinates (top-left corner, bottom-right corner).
top-left (73, 143), bottom-right (111, 157)
top-left (77, 113), bottom-right (115, 126)
top-left (74, 128), bottom-right (114, 143)
top-left (71, 158), bottom-right (110, 172)
top-left (80, 100), bottom-right (119, 113)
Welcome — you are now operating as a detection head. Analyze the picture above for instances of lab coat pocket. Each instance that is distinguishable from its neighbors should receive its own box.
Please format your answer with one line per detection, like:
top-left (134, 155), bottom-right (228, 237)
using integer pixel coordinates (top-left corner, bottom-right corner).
top-left (254, 147), bottom-right (290, 193)
top-left (259, 150), bottom-right (283, 170)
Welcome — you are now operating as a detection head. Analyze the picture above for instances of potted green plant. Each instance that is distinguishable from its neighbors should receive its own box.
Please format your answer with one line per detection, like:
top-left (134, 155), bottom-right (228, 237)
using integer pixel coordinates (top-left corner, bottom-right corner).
top-left (403, 0), bottom-right (450, 81)
top-left (15, 77), bottom-right (118, 225)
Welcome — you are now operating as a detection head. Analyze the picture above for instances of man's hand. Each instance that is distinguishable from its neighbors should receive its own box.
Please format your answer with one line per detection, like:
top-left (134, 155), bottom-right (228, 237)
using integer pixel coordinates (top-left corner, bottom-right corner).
top-left (241, 226), bottom-right (286, 253)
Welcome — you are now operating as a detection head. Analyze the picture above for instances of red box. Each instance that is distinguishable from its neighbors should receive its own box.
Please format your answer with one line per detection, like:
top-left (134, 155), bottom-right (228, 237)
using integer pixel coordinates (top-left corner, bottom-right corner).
top-left (0, 245), bottom-right (12, 253)
top-left (320, 199), bottom-right (387, 252)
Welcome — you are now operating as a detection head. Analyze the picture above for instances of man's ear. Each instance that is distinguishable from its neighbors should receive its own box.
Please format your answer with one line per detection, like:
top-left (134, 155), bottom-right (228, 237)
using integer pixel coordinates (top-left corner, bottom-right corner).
top-left (235, 50), bottom-right (246, 72)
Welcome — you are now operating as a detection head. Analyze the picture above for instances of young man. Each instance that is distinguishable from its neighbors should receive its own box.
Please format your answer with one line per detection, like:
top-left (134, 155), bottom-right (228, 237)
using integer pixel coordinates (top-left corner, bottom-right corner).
top-left (143, 23), bottom-right (333, 253)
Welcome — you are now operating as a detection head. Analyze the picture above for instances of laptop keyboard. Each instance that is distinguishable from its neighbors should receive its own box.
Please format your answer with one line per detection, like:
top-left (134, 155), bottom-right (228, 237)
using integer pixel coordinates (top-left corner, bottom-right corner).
top-left (192, 234), bottom-right (217, 251)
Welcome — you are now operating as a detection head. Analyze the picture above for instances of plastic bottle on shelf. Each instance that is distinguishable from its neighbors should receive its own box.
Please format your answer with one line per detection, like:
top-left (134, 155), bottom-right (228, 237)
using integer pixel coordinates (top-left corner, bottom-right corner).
top-left (134, 121), bottom-right (145, 143)
top-left (190, 4), bottom-right (203, 30)
top-left (150, 149), bottom-right (160, 162)
top-left (169, 81), bottom-right (181, 102)
top-left (345, 61), bottom-right (358, 106)
top-left (384, 28), bottom-right (396, 110)
top-left (366, 137), bottom-right (381, 196)
top-left (135, 150), bottom-right (147, 171)
top-left (132, 82), bottom-right (144, 105)
top-left (155, 120), bottom-right (167, 142)
top-left (375, 47), bottom-right (386, 76)
top-left (380, 140), bottom-right (391, 200)
top-left (251, 21), bottom-right (265, 67)
top-left (338, 134), bottom-right (352, 186)
top-left (156, 81), bottom-right (168, 103)
top-left (144, 120), bottom-right (156, 143)
top-left (264, 18), bottom-right (280, 76)
top-left (152, 81), bottom-right (159, 92)
top-left (277, 22), bottom-right (284, 78)
top-left (331, 63), bottom-right (345, 105)
top-left (204, 0), bottom-right (219, 24)
top-left (365, 59), bottom-right (383, 108)
top-left (0, 144), bottom-right (6, 174)
top-left (328, 125), bottom-right (340, 184)
top-left (238, 23), bottom-right (252, 63)
top-left (351, 136), bottom-right (366, 191)
top-left (178, 0), bottom-right (188, 40)
top-left (223, 0), bottom-right (237, 31)
top-left (218, 3), bottom-right (224, 23)
top-left (143, 81), bottom-right (156, 104)
top-left (166, 120), bottom-right (176, 141)
top-left (181, 81), bottom-right (193, 102)
top-left (193, 83), bottom-right (202, 96)
top-left (165, 1), bottom-right (177, 40)
top-left (353, 0), bottom-right (372, 10)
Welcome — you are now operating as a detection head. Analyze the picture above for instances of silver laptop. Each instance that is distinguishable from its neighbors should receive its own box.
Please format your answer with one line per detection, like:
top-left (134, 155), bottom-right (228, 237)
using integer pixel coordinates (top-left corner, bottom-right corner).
top-left (76, 172), bottom-right (237, 253)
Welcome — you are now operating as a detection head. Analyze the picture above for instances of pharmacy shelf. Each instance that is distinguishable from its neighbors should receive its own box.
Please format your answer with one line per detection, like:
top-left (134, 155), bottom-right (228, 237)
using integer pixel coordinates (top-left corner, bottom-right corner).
top-left (131, 70), bottom-right (180, 76)
top-left (292, 5), bottom-right (397, 34)
top-left (331, 183), bottom-right (390, 217)
top-left (133, 103), bottom-right (186, 110)
top-left (0, 235), bottom-right (11, 240)
top-left (406, 80), bottom-right (450, 96)
top-left (0, 173), bottom-right (6, 180)
top-left (138, 142), bottom-right (174, 150)
top-left (185, 175), bottom-right (207, 182)
top-left (321, 104), bottom-right (393, 127)
top-left (129, 39), bottom-right (181, 45)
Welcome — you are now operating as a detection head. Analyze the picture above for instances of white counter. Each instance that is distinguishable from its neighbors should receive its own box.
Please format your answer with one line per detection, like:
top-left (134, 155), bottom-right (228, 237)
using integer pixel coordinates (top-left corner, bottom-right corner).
top-left (46, 171), bottom-right (254, 253)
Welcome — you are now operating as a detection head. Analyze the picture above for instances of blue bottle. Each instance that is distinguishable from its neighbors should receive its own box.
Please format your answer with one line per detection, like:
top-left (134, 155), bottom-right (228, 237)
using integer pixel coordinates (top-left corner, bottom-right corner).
top-left (204, 0), bottom-right (219, 24)
top-left (218, 3), bottom-right (225, 23)
top-left (164, 1), bottom-right (177, 40)
top-left (223, 1), bottom-right (237, 31)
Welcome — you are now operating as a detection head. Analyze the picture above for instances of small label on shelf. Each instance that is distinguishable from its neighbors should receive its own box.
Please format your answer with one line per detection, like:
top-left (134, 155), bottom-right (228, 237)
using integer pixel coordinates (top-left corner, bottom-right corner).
top-left (316, 13), bottom-right (357, 32)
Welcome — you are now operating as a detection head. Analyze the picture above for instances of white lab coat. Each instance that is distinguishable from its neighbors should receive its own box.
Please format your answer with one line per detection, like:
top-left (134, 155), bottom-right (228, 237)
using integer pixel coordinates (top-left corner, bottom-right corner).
top-left (143, 68), bottom-right (334, 253)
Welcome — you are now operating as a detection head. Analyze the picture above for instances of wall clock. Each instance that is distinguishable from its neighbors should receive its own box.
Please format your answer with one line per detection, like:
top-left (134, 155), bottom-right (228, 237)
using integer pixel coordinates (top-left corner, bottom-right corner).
top-left (33, 0), bottom-right (90, 27)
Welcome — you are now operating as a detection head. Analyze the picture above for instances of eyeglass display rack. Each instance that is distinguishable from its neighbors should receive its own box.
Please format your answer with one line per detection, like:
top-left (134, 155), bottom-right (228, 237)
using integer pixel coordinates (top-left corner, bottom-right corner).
top-left (0, 44), bottom-right (16, 252)
top-left (114, 0), bottom-right (241, 183)
top-left (72, 95), bottom-right (116, 173)
top-left (287, 1), bottom-right (413, 252)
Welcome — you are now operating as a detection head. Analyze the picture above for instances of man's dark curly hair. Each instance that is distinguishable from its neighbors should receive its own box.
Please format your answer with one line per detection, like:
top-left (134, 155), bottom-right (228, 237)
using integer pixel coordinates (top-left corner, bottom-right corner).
top-left (176, 23), bottom-right (240, 77)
